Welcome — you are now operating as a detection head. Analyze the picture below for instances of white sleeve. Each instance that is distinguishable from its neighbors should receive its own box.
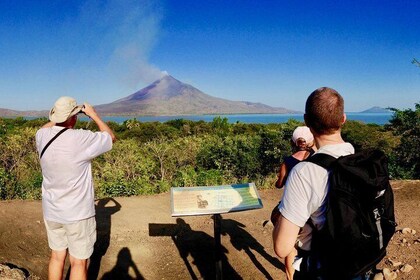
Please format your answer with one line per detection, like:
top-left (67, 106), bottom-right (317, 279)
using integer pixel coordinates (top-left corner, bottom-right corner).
top-left (35, 129), bottom-right (42, 154)
top-left (279, 166), bottom-right (313, 228)
top-left (77, 130), bottom-right (113, 159)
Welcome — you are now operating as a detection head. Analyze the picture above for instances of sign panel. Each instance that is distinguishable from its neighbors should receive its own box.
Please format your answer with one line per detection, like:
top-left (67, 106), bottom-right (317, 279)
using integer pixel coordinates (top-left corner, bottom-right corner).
top-left (171, 183), bottom-right (263, 216)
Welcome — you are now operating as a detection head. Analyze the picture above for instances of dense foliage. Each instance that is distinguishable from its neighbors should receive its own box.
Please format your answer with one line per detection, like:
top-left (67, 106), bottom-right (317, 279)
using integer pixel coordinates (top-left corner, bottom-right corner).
top-left (0, 105), bottom-right (418, 200)
top-left (385, 103), bottom-right (420, 179)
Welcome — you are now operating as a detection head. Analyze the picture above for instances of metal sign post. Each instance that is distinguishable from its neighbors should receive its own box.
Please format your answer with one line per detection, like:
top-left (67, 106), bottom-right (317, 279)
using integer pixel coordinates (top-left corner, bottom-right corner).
top-left (214, 213), bottom-right (222, 280)
top-left (170, 183), bottom-right (263, 279)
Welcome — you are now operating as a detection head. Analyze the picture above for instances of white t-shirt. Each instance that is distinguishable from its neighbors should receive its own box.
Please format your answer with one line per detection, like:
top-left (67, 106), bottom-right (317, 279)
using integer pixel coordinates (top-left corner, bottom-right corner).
top-left (279, 142), bottom-right (354, 250)
top-left (36, 126), bottom-right (113, 223)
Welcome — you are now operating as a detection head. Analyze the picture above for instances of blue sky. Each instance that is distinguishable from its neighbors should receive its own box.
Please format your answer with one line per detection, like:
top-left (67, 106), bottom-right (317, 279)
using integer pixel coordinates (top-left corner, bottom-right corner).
top-left (1, 0), bottom-right (419, 112)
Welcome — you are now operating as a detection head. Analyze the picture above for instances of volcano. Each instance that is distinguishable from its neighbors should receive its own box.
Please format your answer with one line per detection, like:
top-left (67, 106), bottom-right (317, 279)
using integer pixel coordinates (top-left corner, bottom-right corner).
top-left (95, 74), bottom-right (297, 116)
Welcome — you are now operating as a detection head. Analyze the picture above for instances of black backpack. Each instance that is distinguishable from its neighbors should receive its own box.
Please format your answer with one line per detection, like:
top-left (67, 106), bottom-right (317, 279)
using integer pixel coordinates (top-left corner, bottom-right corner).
top-left (305, 149), bottom-right (397, 279)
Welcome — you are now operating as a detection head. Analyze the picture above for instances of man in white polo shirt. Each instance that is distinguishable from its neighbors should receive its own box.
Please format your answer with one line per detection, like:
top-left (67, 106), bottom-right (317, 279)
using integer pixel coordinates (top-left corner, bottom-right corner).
top-left (36, 96), bottom-right (116, 280)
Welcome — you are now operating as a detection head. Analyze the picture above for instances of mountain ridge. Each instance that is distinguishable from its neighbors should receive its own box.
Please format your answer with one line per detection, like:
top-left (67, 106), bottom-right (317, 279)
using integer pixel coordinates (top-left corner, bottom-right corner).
top-left (359, 106), bottom-right (392, 113)
top-left (1, 76), bottom-right (394, 117)
top-left (0, 108), bottom-right (48, 117)
top-left (95, 74), bottom-right (298, 116)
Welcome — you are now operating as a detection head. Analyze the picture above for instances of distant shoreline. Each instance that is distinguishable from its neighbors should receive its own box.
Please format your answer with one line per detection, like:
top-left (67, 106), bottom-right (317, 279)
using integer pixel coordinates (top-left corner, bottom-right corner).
top-left (87, 112), bottom-right (393, 125)
top-left (3, 112), bottom-right (393, 125)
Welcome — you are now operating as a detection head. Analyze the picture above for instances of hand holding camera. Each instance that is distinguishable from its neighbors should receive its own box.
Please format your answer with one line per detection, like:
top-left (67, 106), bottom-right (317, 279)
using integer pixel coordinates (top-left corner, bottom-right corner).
top-left (80, 102), bottom-right (98, 119)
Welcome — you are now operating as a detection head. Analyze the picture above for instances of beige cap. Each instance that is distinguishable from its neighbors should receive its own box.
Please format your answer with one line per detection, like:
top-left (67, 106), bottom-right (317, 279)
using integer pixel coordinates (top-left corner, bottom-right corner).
top-left (292, 126), bottom-right (314, 144)
top-left (49, 96), bottom-right (83, 123)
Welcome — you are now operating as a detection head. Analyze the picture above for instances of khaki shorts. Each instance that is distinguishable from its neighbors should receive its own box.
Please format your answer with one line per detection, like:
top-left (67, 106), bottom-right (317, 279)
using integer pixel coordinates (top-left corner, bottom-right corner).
top-left (44, 217), bottom-right (96, 260)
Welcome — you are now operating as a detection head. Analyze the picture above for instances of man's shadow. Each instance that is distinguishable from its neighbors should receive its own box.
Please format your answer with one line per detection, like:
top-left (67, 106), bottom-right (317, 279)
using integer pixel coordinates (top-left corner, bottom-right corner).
top-left (101, 247), bottom-right (144, 280)
top-left (150, 218), bottom-right (241, 279)
top-left (221, 218), bottom-right (285, 280)
top-left (87, 198), bottom-right (121, 280)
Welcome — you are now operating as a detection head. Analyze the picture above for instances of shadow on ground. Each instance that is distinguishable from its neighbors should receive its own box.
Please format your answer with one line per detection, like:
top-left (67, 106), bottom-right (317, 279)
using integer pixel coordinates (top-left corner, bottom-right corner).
top-left (88, 198), bottom-right (122, 280)
top-left (149, 216), bottom-right (284, 279)
top-left (101, 247), bottom-right (144, 280)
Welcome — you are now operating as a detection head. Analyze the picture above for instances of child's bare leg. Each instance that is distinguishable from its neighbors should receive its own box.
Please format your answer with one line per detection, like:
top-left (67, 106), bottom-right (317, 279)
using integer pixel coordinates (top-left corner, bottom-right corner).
top-left (285, 248), bottom-right (297, 280)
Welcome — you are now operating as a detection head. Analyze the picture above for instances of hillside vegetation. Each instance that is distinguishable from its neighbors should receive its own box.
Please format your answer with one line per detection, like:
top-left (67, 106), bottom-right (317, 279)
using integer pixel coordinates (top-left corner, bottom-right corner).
top-left (0, 104), bottom-right (418, 200)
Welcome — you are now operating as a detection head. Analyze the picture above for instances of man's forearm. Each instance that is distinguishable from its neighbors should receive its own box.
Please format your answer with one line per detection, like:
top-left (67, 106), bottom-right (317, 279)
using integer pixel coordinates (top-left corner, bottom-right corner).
top-left (90, 114), bottom-right (116, 142)
top-left (81, 102), bottom-right (116, 142)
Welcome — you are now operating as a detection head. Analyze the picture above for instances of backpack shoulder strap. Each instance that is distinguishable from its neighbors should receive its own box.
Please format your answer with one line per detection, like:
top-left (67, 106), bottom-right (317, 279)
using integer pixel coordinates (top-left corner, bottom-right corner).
top-left (304, 153), bottom-right (337, 230)
top-left (305, 153), bottom-right (337, 170)
top-left (40, 127), bottom-right (69, 159)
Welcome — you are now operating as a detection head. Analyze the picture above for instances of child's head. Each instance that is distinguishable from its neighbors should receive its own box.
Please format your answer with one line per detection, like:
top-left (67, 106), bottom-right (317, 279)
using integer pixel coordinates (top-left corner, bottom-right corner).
top-left (292, 126), bottom-right (314, 151)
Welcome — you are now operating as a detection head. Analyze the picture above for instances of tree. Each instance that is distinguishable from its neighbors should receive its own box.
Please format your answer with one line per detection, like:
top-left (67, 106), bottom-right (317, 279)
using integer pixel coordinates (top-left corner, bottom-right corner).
top-left (342, 121), bottom-right (398, 155)
top-left (94, 139), bottom-right (157, 196)
top-left (386, 104), bottom-right (420, 178)
top-left (211, 116), bottom-right (231, 137)
top-left (145, 137), bottom-right (172, 182)
top-left (412, 58), bottom-right (420, 68)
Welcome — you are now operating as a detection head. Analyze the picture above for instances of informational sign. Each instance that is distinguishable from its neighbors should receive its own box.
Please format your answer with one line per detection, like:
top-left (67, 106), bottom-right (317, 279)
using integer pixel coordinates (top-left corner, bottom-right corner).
top-left (171, 183), bottom-right (263, 216)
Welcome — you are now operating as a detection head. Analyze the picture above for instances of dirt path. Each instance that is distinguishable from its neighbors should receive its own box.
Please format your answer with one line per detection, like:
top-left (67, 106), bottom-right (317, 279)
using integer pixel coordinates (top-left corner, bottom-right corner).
top-left (0, 181), bottom-right (419, 279)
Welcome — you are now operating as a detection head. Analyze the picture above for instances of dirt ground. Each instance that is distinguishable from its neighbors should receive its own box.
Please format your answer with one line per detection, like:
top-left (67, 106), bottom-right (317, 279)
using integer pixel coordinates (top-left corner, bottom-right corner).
top-left (0, 180), bottom-right (419, 280)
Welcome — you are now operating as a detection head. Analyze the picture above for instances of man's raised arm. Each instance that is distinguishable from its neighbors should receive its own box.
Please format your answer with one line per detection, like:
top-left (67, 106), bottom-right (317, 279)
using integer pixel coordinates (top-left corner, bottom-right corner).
top-left (82, 103), bottom-right (116, 142)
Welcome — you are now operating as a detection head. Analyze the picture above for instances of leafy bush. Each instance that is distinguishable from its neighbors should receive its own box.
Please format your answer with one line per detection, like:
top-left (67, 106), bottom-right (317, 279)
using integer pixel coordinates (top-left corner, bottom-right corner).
top-left (173, 166), bottom-right (198, 187)
top-left (385, 104), bottom-right (420, 179)
top-left (257, 128), bottom-right (290, 176)
top-left (0, 127), bottom-right (41, 199)
top-left (196, 169), bottom-right (227, 186)
top-left (0, 105), bottom-right (417, 201)
top-left (94, 139), bottom-right (157, 197)
top-left (342, 121), bottom-right (398, 155)
top-left (0, 167), bottom-right (14, 199)
top-left (196, 134), bottom-right (261, 180)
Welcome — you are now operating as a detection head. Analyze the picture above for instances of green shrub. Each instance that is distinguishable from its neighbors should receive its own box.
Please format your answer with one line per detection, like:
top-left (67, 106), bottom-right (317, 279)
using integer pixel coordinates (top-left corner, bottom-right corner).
top-left (0, 167), bottom-right (13, 199)
top-left (196, 169), bottom-right (227, 186)
top-left (257, 128), bottom-right (290, 176)
top-left (173, 166), bottom-right (198, 187)
top-left (0, 108), bottom-right (418, 201)
top-left (0, 127), bottom-right (41, 199)
top-left (196, 134), bottom-right (261, 180)
top-left (385, 104), bottom-right (420, 179)
top-left (94, 139), bottom-right (158, 197)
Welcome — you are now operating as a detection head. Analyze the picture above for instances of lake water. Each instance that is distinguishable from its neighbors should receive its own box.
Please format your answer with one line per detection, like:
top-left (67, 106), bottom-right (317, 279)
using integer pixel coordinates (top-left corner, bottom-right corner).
top-left (79, 113), bottom-right (393, 125)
